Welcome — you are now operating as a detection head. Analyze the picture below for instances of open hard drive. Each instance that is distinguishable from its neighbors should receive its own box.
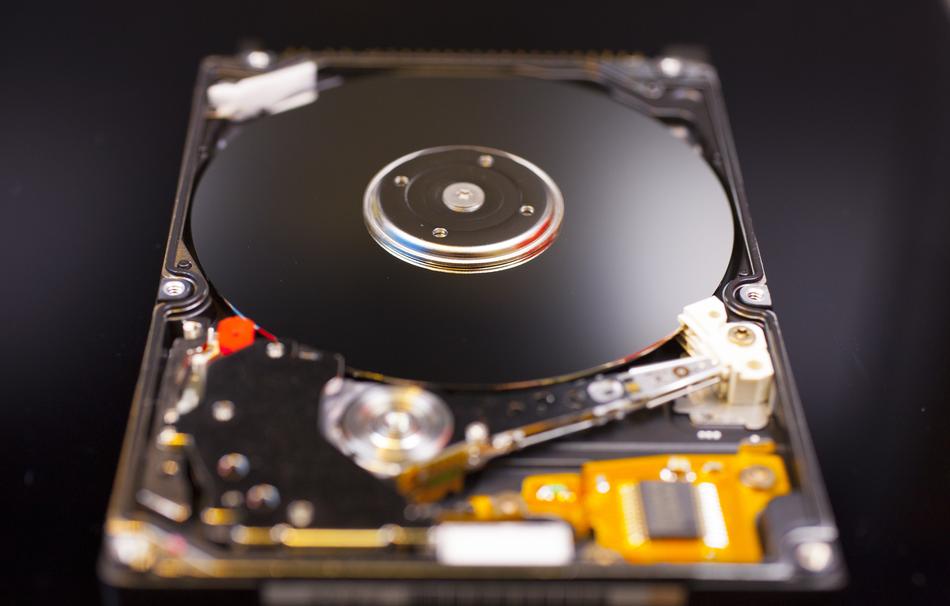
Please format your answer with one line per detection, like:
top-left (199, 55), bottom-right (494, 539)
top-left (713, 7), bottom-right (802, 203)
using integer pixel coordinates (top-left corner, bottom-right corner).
top-left (101, 50), bottom-right (844, 603)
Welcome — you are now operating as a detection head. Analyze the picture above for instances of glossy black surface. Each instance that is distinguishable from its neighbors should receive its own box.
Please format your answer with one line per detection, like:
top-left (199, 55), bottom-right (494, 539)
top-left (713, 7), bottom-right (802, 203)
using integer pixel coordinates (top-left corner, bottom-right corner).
top-left (5, 2), bottom-right (949, 605)
top-left (192, 75), bottom-right (734, 385)
top-left (175, 341), bottom-right (410, 529)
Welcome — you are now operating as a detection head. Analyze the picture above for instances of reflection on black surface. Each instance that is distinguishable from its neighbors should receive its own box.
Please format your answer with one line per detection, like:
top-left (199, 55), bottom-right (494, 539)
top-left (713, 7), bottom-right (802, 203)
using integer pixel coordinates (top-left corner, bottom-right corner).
top-left (191, 76), bottom-right (734, 384)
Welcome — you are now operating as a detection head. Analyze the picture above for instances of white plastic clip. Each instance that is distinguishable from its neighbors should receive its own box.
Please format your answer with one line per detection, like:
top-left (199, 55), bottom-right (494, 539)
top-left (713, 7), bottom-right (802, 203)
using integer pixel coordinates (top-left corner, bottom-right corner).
top-left (207, 61), bottom-right (318, 121)
top-left (678, 297), bottom-right (773, 405)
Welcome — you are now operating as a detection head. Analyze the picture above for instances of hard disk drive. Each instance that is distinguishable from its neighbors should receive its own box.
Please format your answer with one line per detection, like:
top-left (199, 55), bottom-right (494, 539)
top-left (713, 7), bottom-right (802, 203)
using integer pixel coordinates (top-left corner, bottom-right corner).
top-left (100, 50), bottom-right (844, 603)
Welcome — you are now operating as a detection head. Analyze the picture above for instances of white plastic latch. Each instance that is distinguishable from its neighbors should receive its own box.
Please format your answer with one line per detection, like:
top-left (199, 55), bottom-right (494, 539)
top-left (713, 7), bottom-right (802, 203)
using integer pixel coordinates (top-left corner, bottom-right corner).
top-left (433, 521), bottom-right (575, 566)
top-left (207, 61), bottom-right (318, 121)
top-left (678, 297), bottom-right (773, 405)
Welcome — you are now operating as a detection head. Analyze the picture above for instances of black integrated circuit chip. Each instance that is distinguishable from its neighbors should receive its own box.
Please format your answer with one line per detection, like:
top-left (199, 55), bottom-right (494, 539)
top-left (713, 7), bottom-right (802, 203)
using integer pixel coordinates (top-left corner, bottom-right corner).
top-left (639, 481), bottom-right (700, 540)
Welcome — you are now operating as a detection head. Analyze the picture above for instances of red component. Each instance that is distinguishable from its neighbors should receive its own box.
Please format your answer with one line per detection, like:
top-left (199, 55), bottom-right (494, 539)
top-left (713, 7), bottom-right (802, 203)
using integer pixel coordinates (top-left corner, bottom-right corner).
top-left (255, 325), bottom-right (278, 342)
top-left (217, 316), bottom-right (256, 355)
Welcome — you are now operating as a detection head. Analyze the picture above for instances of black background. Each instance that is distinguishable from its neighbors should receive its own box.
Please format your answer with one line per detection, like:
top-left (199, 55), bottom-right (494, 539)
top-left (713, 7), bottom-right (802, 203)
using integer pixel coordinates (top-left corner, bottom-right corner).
top-left (3, 1), bottom-right (948, 604)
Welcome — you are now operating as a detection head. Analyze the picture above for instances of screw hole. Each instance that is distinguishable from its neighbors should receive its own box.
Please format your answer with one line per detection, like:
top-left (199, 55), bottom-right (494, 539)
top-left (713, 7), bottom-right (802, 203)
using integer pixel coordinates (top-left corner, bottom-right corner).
top-left (162, 280), bottom-right (187, 297)
top-left (393, 175), bottom-right (409, 187)
top-left (520, 205), bottom-right (535, 216)
top-left (432, 227), bottom-right (448, 238)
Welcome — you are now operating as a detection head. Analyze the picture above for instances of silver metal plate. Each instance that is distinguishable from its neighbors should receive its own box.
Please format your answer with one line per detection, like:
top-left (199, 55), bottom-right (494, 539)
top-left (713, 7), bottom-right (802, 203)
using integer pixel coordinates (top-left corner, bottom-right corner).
top-left (324, 384), bottom-right (454, 477)
top-left (363, 145), bottom-right (564, 274)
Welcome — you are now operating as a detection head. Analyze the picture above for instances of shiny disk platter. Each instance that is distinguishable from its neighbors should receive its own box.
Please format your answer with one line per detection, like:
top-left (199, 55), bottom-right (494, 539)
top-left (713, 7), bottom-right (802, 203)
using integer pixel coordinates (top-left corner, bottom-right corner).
top-left (190, 74), bottom-right (735, 386)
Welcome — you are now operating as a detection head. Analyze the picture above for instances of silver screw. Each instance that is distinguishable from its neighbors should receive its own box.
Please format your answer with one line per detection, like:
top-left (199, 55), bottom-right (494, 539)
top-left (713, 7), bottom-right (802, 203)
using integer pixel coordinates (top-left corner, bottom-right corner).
top-left (245, 50), bottom-right (271, 69)
top-left (162, 279), bottom-right (188, 298)
top-left (658, 56), bottom-right (683, 77)
top-left (587, 379), bottom-right (625, 403)
top-left (266, 341), bottom-right (285, 359)
top-left (796, 541), bottom-right (833, 572)
top-left (432, 227), bottom-right (448, 238)
top-left (212, 400), bottom-right (235, 422)
top-left (221, 490), bottom-right (244, 508)
top-left (287, 500), bottom-right (315, 527)
top-left (442, 182), bottom-right (485, 213)
top-left (246, 484), bottom-right (280, 510)
top-left (393, 175), bottom-right (409, 187)
top-left (478, 154), bottom-right (494, 168)
top-left (217, 453), bottom-right (250, 481)
top-left (182, 320), bottom-right (202, 340)
top-left (519, 205), bottom-right (535, 216)
top-left (465, 422), bottom-right (489, 444)
top-left (380, 410), bottom-right (415, 437)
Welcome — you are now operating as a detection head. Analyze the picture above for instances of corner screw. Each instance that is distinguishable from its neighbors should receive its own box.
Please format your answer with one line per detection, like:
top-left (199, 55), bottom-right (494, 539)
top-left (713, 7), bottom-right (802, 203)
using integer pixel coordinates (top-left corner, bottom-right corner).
top-left (658, 56), bottom-right (683, 77)
top-left (795, 541), bottom-right (834, 572)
